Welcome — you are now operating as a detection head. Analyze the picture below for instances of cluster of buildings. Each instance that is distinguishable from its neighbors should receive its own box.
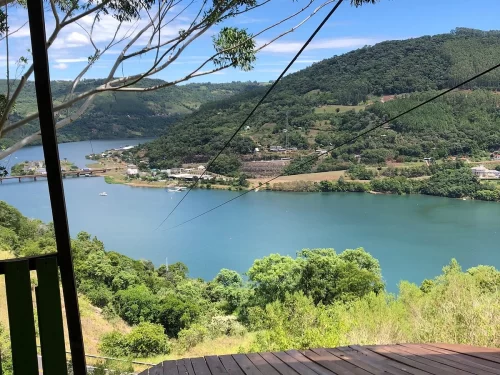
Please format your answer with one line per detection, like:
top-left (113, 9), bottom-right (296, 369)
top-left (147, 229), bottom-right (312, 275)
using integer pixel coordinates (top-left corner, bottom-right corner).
top-left (23, 161), bottom-right (46, 175)
top-left (471, 165), bottom-right (500, 179)
top-left (126, 165), bottom-right (214, 181)
top-left (269, 145), bottom-right (298, 152)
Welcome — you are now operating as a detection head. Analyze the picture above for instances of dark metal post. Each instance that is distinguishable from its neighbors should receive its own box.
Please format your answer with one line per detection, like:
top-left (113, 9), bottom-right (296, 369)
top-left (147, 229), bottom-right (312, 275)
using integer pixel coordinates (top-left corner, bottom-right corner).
top-left (26, 0), bottom-right (87, 373)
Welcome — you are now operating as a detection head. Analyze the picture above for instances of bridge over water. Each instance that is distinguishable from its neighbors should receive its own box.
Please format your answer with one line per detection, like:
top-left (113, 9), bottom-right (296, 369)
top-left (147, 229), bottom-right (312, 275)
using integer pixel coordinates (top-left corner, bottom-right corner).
top-left (0, 169), bottom-right (108, 183)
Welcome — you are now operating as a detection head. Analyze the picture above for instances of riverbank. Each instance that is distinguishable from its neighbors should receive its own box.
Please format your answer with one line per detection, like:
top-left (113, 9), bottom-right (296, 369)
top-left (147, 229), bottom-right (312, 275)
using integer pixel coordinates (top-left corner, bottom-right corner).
top-left (101, 166), bottom-right (500, 204)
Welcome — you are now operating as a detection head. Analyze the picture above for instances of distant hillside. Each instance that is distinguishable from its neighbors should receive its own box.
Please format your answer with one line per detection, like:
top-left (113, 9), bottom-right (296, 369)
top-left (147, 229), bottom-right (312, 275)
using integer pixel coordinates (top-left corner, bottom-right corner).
top-left (0, 79), bottom-right (261, 148)
top-left (139, 28), bottom-right (500, 170)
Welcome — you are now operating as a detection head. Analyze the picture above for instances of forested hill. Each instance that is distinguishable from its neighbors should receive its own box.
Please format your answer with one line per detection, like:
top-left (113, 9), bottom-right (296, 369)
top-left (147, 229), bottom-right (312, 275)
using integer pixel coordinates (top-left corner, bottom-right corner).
top-left (141, 28), bottom-right (500, 170)
top-left (272, 28), bottom-right (500, 105)
top-left (0, 79), bottom-right (261, 148)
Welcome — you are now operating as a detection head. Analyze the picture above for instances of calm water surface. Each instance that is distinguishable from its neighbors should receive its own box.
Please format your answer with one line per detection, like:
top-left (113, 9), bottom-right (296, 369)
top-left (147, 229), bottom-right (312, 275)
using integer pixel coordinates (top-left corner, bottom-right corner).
top-left (1, 140), bottom-right (500, 291)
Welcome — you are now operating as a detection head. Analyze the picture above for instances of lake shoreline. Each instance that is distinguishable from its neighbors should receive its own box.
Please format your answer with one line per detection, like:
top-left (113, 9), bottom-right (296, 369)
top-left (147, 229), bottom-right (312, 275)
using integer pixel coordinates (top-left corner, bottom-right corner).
top-left (102, 175), bottom-right (492, 204)
top-left (3, 138), bottom-right (500, 291)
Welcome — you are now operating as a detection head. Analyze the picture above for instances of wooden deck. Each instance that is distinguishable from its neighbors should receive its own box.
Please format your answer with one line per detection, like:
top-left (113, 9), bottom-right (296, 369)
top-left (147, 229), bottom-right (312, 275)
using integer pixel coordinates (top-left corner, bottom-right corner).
top-left (140, 344), bottom-right (500, 375)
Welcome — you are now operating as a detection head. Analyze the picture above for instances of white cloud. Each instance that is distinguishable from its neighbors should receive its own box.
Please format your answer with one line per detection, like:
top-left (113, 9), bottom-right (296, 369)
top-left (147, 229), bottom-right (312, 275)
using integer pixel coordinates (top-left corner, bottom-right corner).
top-left (74, 14), bottom-right (189, 46)
top-left (0, 60), bottom-right (16, 67)
top-left (194, 70), bottom-right (225, 76)
top-left (238, 17), bottom-right (267, 24)
top-left (51, 31), bottom-right (90, 49)
top-left (66, 32), bottom-right (89, 45)
top-left (8, 25), bottom-right (30, 38)
top-left (295, 59), bottom-right (319, 64)
top-left (55, 58), bottom-right (89, 63)
top-left (171, 60), bottom-right (205, 65)
top-left (53, 63), bottom-right (68, 70)
top-left (259, 37), bottom-right (376, 53)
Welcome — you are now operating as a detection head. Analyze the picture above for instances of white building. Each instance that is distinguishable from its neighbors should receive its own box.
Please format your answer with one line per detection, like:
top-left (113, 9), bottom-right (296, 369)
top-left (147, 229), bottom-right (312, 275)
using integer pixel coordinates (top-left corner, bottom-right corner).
top-left (170, 173), bottom-right (195, 180)
top-left (471, 165), bottom-right (500, 179)
top-left (198, 165), bottom-right (206, 171)
top-left (127, 168), bottom-right (139, 175)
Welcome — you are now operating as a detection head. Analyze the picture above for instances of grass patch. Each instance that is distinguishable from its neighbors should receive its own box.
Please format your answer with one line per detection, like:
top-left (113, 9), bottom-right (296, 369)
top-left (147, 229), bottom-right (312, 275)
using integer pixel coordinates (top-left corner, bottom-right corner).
top-left (135, 333), bottom-right (256, 366)
top-left (104, 176), bottom-right (122, 184)
top-left (314, 104), bottom-right (367, 114)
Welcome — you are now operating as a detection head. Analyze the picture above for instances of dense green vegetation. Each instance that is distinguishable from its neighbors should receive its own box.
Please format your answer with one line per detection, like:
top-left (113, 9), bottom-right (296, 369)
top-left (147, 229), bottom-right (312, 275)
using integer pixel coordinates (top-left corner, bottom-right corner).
top-left (139, 28), bottom-right (500, 171)
top-left (0, 200), bottom-right (499, 373)
top-left (0, 79), bottom-right (261, 149)
top-left (275, 161), bottom-right (500, 201)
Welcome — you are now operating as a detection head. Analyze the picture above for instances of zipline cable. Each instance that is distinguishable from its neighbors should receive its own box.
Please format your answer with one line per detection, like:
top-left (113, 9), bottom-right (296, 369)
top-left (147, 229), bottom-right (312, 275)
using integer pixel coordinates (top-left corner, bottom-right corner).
top-left (163, 61), bottom-right (500, 231)
top-left (154, 0), bottom-right (345, 230)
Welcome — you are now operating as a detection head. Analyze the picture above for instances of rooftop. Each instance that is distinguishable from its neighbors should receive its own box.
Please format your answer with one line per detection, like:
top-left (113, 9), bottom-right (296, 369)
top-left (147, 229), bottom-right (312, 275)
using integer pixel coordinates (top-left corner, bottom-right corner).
top-left (139, 344), bottom-right (500, 375)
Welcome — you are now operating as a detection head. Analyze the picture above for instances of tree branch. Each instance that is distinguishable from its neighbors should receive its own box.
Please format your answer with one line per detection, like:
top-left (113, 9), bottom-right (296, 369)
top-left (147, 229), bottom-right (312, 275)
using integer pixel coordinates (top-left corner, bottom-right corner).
top-left (0, 20), bottom-right (26, 42)
top-left (0, 0), bottom-right (339, 157)
top-left (0, 3), bottom-right (73, 133)
top-left (61, 0), bottom-right (111, 27)
top-left (0, 94), bottom-right (97, 160)
top-left (49, 0), bottom-right (59, 27)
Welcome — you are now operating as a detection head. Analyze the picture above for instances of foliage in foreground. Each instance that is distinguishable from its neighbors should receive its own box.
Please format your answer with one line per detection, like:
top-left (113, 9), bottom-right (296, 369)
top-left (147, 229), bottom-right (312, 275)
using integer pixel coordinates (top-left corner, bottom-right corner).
top-left (249, 260), bottom-right (500, 352)
top-left (0, 200), bottom-right (499, 367)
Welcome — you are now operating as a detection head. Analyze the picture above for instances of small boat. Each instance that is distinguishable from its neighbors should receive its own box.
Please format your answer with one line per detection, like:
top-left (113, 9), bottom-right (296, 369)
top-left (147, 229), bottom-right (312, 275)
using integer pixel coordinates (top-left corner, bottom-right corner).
top-left (168, 187), bottom-right (187, 192)
top-left (99, 192), bottom-right (108, 196)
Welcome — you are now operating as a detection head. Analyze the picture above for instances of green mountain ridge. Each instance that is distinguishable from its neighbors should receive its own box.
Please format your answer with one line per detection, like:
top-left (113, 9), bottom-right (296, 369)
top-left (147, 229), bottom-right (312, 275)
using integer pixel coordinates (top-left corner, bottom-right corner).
top-left (139, 28), bottom-right (500, 170)
top-left (0, 79), bottom-right (262, 148)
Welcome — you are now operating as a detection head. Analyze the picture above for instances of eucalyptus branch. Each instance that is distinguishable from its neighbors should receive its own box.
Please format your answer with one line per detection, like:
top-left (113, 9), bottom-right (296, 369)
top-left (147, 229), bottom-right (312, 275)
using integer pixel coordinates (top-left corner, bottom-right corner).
top-left (83, 0), bottom-right (328, 92)
top-left (0, 95), bottom-right (97, 159)
top-left (49, 0), bottom-right (60, 26)
top-left (0, 3), bottom-right (76, 132)
top-left (109, 0), bottom-right (246, 90)
top-left (0, 0), bottom-right (349, 157)
top-left (158, 0), bottom-right (319, 82)
top-left (0, 20), bottom-right (27, 42)
top-left (254, 0), bottom-right (335, 53)
top-left (61, 0), bottom-right (111, 27)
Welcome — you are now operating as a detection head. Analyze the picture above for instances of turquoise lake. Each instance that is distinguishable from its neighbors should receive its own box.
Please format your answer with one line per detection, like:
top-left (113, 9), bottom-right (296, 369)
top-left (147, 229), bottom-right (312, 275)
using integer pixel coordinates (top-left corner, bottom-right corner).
top-left (1, 140), bottom-right (500, 292)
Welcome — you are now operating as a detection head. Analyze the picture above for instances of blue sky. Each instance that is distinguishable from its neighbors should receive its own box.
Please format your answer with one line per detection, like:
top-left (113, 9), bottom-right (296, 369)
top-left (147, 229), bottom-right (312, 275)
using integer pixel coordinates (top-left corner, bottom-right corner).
top-left (2, 0), bottom-right (500, 84)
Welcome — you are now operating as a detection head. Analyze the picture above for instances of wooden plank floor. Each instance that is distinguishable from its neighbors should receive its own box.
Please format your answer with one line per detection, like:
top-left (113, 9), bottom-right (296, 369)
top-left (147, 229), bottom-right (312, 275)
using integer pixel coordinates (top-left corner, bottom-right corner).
top-left (140, 344), bottom-right (500, 375)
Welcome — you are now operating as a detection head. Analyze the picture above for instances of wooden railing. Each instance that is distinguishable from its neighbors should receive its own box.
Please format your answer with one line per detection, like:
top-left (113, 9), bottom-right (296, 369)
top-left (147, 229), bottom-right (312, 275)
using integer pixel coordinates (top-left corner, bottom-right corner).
top-left (0, 254), bottom-right (68, 374)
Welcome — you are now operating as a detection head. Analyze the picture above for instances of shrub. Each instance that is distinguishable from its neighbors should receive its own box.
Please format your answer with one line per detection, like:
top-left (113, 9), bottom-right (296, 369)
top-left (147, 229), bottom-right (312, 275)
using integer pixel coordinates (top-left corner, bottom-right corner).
top-left (99, 331), bottom-right (129, 357)
top-left (248, 292), bottom-right (343, 352)
top-left (0, 323), bottom-right (13, 375)
top-left (208, 316), bottom-right (247, 338)
top-left (473, 189), bottom-right (500, 201)
top-left (127, 322), bottom-right (170, 357)
top-left (177, 323), bottom-right (209, 351)
top-left (347, 164), bottom-right (376, 180)
top-left (80, 281), bottom-right (113, 308)
top-left (0, 226), bottom-right (19, 252)
top-left (100, 323), bottom-right (170, 358)
top-left (113, 285), bottom-right (159, 325)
